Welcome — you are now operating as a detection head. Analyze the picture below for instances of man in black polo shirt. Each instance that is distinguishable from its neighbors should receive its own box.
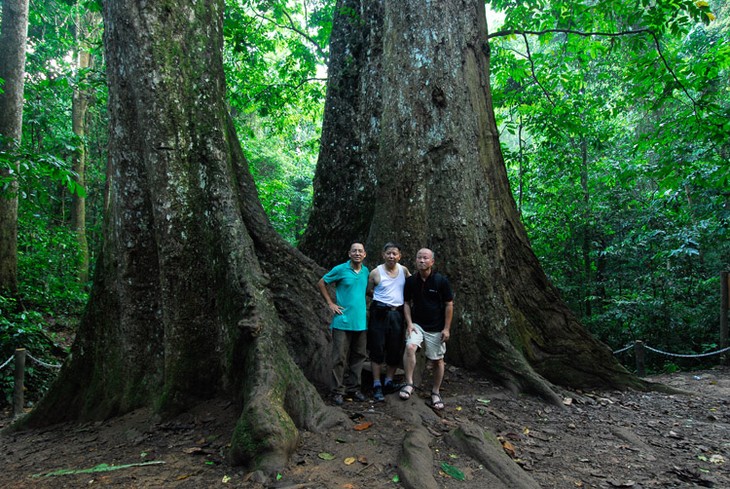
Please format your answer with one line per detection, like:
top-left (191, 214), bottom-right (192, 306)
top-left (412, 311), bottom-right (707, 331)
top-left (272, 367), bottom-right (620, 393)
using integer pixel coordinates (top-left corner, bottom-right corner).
top-left (399, 248), bottom-right (454, 410)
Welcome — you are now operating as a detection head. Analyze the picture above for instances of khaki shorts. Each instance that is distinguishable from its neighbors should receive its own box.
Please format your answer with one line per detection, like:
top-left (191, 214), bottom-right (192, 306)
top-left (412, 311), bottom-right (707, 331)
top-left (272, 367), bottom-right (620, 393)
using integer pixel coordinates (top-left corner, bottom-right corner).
top-left (405, 323), bottom-right (446, 361)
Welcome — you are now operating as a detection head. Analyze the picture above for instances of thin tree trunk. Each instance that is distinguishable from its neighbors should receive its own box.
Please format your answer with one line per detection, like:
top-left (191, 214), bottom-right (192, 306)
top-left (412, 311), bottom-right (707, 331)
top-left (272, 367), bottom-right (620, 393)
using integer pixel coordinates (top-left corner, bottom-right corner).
top-left (70, 12), bottom-right (92, 283)
top-left (0, 0), bottom-right (30, 295)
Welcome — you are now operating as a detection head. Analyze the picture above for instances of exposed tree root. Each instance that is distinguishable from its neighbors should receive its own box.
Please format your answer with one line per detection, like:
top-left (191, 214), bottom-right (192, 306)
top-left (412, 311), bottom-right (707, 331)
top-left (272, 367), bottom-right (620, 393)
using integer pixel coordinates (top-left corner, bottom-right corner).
top-left (394, 392), bottom-right (540, 488)
top-left (398, 428), bottom-right (439, 489)
top-left (445, 421), bottom-right (541, 489)
top-left (229, 310), bottom-right (348, 473)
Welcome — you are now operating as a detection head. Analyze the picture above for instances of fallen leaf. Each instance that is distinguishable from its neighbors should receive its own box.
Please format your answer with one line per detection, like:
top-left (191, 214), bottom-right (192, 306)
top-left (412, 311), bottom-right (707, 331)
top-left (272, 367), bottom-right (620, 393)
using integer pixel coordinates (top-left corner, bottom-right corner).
top-left (357, 455), bottom-right (369, 464)
top-left (523, 427), bottom-right (530, 435)
top-left (318, 452), bottom-right (335, 461)
top-left (476, 398), bottom-right (491, 405)
top-left (456, 406), bottom-right (462, 411)
top-left (440, 462), bottom-right (466, 481)
top-left (353, 421), bottom-right (373, 431)
top-left (222, 475), bottom-right (231, 483)
top-left (392, 474), bottom-right (400, 483)
top-left (341, 484), bottom-right (355, 489)
top-left (563, 397), bottom-right (573, 406)
top-left (498, 437), bottom-right (516, 458)
top-left (344, 457), bottom-right (356, 465)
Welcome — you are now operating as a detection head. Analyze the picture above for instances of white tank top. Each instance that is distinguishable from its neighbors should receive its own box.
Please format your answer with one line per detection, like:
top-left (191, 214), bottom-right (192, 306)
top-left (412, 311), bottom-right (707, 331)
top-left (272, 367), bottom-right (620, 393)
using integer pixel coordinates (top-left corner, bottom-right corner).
top-left (373, 264), bottom-right (405, 307)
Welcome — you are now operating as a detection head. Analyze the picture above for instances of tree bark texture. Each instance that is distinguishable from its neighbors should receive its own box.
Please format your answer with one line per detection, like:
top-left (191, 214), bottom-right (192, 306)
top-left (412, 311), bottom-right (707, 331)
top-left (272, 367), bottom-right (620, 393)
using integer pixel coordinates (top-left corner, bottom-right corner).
top-left (297, 0), bottom-right (383, 269)
top-left (0, 0), bottom-right (30, 295)
top-left (26, 0), bottom-right (345, 472)
top-left (304, 0), bottom-right (644, 397)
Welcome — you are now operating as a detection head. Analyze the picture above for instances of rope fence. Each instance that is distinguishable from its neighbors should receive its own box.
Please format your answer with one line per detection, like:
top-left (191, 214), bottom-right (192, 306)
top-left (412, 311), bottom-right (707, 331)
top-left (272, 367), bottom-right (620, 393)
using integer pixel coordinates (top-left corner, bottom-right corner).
top-left (612, 340), bottom-right (730, 376)
top-left (1, 349), bottom-right (62, 418)
top-left (2, 333), bottom-right (729, 417)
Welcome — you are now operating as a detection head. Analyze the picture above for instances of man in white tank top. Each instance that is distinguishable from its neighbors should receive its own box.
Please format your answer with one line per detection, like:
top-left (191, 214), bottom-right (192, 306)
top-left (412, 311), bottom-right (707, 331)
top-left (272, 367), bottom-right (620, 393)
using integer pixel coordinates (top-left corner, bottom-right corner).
top-left (367, 242), bottom-right (411, 401)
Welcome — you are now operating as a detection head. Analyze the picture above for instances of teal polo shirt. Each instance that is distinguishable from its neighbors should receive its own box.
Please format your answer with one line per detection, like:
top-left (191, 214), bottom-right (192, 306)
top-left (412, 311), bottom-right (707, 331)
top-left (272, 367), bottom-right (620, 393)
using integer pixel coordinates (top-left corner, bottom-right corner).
top-left (323, 261), bottom-right (369, 331)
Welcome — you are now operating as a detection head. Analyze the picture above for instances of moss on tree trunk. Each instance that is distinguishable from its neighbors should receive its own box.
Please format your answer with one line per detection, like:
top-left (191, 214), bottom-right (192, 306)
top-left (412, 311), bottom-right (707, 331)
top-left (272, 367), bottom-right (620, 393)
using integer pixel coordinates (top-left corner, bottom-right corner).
top-left (22, 0), bottom-right (345, 472)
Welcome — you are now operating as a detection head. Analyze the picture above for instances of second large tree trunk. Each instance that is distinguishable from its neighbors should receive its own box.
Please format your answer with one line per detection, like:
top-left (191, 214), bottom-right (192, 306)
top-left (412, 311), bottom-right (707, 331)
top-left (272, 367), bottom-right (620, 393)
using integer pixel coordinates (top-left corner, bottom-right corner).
top-left (26, 0), bottom-right (345, 472)
top-left (304, 0), bottom-right (644, 398)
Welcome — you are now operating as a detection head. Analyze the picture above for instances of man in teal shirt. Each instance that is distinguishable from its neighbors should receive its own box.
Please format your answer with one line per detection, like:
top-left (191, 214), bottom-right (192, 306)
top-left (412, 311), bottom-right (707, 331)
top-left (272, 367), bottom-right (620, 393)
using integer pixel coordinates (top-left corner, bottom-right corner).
top-left (318, 242), bottom-right (369, 405)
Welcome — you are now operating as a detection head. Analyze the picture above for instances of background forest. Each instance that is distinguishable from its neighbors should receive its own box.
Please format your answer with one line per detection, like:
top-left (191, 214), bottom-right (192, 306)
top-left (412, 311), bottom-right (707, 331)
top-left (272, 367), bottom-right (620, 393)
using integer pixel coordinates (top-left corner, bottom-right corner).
top-left (1, 0), bottom-right (728, 405)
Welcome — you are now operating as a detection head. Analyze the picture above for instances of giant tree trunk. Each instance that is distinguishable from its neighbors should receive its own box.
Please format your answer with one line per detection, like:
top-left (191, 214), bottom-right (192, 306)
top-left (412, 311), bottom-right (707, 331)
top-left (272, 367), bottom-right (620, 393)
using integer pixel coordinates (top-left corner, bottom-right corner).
top-left (26, 0), bottom-right (345, 472)
top-left (0, 0), bottom-right (30, 295)
top-left (304, 0), bottom-right (645, 398)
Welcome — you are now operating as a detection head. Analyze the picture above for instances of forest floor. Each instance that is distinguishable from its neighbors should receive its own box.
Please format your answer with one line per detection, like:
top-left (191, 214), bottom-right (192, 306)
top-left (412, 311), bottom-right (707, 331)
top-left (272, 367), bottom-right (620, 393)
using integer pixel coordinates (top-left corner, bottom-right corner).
top-left (1, 364), bottom-right (729, 488)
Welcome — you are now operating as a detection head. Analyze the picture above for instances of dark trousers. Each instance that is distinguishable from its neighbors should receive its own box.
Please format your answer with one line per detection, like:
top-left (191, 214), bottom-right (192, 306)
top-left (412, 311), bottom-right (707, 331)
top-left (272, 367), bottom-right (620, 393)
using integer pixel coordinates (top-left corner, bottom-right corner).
top-left (331, 328), bottom-right (367, 395)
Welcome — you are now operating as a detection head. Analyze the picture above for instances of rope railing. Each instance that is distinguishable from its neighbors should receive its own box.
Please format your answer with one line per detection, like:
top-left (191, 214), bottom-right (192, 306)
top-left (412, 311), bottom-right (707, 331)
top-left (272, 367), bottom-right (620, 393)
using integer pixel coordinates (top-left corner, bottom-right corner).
top-left (25, 352), bottom-right (62, 369)
top-left (0, 355), bottom-right (13, 371)
top-left (612, 342), bottom-right (730, 358)
top-left (1, 349), bottom-right (63, 419)
top-left (612, 340), bottom-right (730, 376)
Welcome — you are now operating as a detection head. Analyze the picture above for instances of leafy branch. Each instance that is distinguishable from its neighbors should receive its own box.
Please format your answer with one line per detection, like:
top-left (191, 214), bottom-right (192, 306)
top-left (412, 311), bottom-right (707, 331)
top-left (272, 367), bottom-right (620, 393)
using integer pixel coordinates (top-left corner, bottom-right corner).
top-left (488, 27), bottom-right (701, 118)
top-left (251, 7), bottom-right (329, 62)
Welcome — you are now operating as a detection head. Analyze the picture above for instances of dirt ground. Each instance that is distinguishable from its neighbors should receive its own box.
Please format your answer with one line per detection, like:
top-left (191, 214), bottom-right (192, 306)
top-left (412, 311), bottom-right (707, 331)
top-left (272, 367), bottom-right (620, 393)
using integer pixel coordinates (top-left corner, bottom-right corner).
top-left (1, 365), bottom-right (728, 488)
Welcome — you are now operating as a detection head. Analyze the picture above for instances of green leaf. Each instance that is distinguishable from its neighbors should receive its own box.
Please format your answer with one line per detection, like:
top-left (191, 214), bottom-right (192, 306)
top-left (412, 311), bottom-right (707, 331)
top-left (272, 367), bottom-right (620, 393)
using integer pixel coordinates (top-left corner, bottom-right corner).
top-left (440, 462), bottom-right (466, 481)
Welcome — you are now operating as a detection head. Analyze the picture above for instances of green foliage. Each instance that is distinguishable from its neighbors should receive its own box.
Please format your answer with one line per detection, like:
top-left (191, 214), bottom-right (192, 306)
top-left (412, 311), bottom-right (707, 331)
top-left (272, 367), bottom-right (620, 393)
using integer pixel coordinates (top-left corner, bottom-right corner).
top-left (224, 0), bottom-right (330, 242)
top-left (0, 296), bottom-right (65, 408)
top-left (246, 128), bottom-right (317, 243)
top-left (491, 0), bottom-right (730, 371)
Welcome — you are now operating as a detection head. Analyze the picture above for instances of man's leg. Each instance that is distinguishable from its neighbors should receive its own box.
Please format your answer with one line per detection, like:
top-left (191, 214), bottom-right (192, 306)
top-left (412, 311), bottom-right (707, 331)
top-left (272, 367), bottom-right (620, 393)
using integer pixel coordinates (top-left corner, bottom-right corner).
top-left (330, 329), bottom-right (348, 404)
top-left (383, 310), bottom-right (404, 389)
top-left (429, 358), bottom-right (446, 409)
top-left (400, 343), bottom-right (418, 399)
top-left (431, 357), bottom-right (445, 395)
top-left (346, 330), bottom-right (368, 398)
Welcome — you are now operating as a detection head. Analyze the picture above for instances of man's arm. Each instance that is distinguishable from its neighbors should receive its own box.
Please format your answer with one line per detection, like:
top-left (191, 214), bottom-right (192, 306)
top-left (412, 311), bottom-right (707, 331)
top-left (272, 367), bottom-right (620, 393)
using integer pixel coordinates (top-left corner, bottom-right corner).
top-left (441, 301), bottom-right (454, 342)
top-left (404, 302), bottom-right (414, 336)
top-left (318, 277), bottom-right (342, 315)
top-left (367, 268), bottom-right (380, 298)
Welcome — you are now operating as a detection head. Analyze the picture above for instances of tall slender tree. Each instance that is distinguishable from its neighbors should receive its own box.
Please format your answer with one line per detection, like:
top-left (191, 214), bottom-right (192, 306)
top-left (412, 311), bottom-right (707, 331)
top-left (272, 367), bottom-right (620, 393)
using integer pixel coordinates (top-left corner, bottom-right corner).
top-left (70, 8), bottom-right (99, 284)
top-left (0, 0), bottom-right (30, 295)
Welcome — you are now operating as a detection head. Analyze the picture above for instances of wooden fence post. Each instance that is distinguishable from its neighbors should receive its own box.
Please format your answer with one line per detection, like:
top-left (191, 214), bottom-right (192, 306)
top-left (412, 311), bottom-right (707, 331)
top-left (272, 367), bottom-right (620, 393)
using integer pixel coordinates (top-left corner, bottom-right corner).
top-left (635, 340), bottom-right (645, 377)
top-left (721, 271), bottom-right (729, 366)
top-left (13, 348), bottom-right (26, 418)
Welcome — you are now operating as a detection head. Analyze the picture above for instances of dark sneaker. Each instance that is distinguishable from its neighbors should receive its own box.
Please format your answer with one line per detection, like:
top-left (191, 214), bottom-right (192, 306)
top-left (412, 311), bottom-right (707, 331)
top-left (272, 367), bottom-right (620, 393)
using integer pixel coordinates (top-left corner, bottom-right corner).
top-left (373, 386), bottom-right (385, 402)
top-left (333, 394), bottom-right (344, 406)
top-left (383, 381), bottom-right (403, 394)
top-left (349, 391), bottom-right (367, 402)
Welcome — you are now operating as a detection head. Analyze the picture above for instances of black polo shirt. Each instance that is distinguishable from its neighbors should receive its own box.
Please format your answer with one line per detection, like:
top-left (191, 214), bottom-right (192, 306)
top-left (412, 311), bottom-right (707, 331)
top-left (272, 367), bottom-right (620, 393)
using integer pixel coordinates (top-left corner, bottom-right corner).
top-left (404, 272), bottom-right (453, 332)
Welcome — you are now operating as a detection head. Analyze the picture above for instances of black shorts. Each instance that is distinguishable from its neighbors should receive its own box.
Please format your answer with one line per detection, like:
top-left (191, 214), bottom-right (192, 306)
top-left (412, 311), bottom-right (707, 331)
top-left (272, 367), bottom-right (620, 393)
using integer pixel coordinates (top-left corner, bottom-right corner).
top-left (367, 303), bottom-right (405, 366)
